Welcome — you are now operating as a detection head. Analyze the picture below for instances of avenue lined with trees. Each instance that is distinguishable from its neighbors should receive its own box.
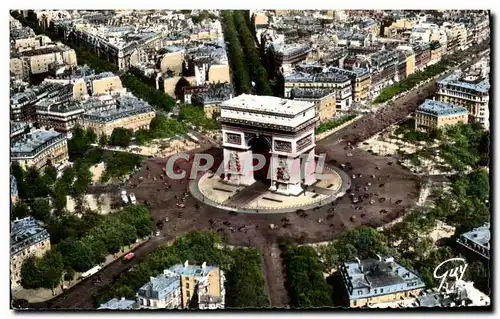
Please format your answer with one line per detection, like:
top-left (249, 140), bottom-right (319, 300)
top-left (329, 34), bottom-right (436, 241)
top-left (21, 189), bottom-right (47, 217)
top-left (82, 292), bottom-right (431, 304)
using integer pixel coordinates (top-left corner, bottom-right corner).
top-left (20, 206), bottom-right (153, 293)
top-left (94, 232), bottom-right (269, 308)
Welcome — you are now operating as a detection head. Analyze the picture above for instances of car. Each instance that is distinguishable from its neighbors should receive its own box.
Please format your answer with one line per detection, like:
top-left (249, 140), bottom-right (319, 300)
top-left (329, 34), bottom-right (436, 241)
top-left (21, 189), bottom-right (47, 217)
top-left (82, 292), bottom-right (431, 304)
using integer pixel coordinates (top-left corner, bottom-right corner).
top-left (229, 211), bottom-right (238, 216)
top-left (155, 230), bottom-right (161, 236)
top-left (176, 203), bottom-right (185, 208)
top-left (123, 252), bottom-right (135, 261)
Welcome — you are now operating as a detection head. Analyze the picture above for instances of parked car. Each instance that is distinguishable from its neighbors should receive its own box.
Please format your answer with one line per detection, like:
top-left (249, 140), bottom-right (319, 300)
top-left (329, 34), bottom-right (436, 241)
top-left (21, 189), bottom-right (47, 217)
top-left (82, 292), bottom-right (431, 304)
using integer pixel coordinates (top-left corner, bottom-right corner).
top-left (176, 203), bottom-right (185, 208)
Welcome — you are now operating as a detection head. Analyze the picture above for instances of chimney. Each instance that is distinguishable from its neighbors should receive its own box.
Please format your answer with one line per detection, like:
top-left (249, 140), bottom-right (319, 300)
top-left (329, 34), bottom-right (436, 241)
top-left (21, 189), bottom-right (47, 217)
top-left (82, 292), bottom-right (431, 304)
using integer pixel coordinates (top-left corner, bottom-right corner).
top-left (184, 260), bottom-right (189, 268)
top-left (202, 262), bottom-right (206, 269)
top-left (150, 276), bottom-right (155, 282)
top-left (121, 297), bottom-right (125, 301)
top-left (355, 257), bottom-right (361, 264)
top-left (376, 254), bottom-right (382, 261)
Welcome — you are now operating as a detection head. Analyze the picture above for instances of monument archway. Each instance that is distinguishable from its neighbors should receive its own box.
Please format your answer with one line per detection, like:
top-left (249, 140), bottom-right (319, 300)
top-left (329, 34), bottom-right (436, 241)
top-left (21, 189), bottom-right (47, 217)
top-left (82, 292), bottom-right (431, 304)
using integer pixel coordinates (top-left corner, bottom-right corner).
top-left (219, 94), bottom-right (319, 196)
top-left (248, 135), bottom-right (272, 186)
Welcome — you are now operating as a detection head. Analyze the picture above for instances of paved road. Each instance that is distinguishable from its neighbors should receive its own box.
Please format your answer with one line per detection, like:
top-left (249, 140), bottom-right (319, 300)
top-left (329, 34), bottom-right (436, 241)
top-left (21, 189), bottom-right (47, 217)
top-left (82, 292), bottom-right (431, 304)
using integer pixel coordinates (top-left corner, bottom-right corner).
top-left (17, 44), bottom-right (489, 310)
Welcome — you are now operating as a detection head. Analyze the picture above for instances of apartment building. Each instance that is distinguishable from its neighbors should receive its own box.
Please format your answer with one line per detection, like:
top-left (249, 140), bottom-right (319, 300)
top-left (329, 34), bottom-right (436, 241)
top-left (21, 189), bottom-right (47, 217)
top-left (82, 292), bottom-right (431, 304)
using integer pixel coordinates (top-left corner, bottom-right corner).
top-left (11, 121), bottom-right (30, 143)
top-left (158, 46), bottom-right (185, 74)
top-left (10, 44), bottom-right (77, 78)
top-left (91, 74), bottom-right (124, 96)
top-left (340, 256), bottom-right (426, 308)
top-left (284, 70), bottom-right (352, 111)
top-left (429, 42), bottom-right (445, 66)
top-left (12, 35), bottom-right (52, 52)
top-left (161, 74), bottom-right (197, 98)
top-left (273, 43), bottom-right (312, 68)
top-left (184, 44), bottom-right (231, 86)
top-left (436, 72), bottom-right (490, 129)
top-left (290, 88), bottom-right (336, 122)
top-left (11, 129), bottom-right (68, 170)
top-left (413, 43), bottom-right (431, 71)
top-left (10, 81), bottom-right (68, 123)
top-left (170, 261), bottom-right (225, 310)
top-left (10, 217), bottom-right (51, 288)
top-left (415, 99), bottom-right (468, 132)
top-left (457, 223), bottom-right (490, 260)
top-left (136, 270), bottom-right (182, 309)
top-left (443, 22), bottom-right (468, 52)
top-left (329, 67), bottom-right (371, 103)
top-left (11, 175), bottom-right (18, 205)
top-left (36, 100), bottom-right (85, 136)
top-left (369, 50), bottom-right (400, 95)
top-left (79, 93), bottom-right (156, 136)
top-left (182, 85), bottom-right (210, 104)
top-left (98, 298), bottom-right (137, 310)
top-left (191, 83), bottom-right (233, 119)
top-left (136, 261), bottom-right (225, 310)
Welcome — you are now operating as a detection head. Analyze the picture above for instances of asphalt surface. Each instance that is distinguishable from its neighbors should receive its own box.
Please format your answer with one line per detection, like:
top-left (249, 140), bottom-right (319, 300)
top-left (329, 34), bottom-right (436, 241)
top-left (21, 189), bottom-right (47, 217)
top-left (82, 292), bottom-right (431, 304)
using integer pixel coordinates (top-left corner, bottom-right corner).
top-left (18, 45), bottom-right (490, 310)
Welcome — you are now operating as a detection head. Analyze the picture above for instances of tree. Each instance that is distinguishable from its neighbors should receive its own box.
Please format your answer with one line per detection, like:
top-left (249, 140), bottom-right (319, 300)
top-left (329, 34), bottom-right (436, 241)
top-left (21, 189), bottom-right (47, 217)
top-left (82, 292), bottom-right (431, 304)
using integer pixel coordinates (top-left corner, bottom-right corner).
top-left (466, 170), bottom-right (489, 200)
top-left (52, 180), bottom-right (69, 213)
top-left (225, 248), bottom-right (270, 308)
top-left (12, 200), bottom-right (30, 220)
top-left (40, 250), bottom-right (65, 295)
top-left (318, 244), bottom-right (338, 273)
top-left (30, 198), bottom-right (52, 223)
top-left (81, 236), bottom-right (108, 265)
top-left (87, 129), bottom-right (98, 144)
top-left (99, 134), bottom-right (109, 146)
top-left (24, 166), bottom-right (49, 199)
top-left (110, 128), bottom-right (133, 148)
top-left (73, 166), bottom-right (92, 196)
top-left (150, 114), bottom-right (188, 137)
top-left (20, 256), bottom-right (44, 289)
top-left (58, 238), bottom-right (97, 272)
top-left (61, 167), bottom-right (75, 186)
top-left (11, 163), bottom-right (27, 199)
top-left (134, 129), bottom-right (151, 145)
top-left (20, 250), bottom-right (64, 295)
top-left (42, 160), bottom-right (58, 188)
top-left (119, 206), bottom-right (153, 238)
top-left (334, 227), bottom-right (390, 262)
top-left (68, 126), bottom-right (91, 160)
top-left (284, 246), bottom-right (333, 308)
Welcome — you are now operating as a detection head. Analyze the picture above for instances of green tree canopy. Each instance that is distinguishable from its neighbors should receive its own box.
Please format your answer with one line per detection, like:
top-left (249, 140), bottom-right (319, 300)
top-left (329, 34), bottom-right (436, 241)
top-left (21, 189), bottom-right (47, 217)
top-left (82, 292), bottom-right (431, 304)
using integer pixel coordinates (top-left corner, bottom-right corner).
top-left (110, 128), bottom-right (133, 148)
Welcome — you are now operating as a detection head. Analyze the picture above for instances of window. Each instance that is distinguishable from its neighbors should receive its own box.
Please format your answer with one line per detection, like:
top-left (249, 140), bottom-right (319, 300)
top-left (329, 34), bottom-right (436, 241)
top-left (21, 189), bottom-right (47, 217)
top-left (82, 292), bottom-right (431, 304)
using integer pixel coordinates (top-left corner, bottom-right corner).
top-left (374, 289), bottom-right (377, 294)
top-left (380, 288), bottom-right (384, 293)
top-left (186, 283), bottom-right (189, 289)
top-left (186, 290), bottom-right (190, 298)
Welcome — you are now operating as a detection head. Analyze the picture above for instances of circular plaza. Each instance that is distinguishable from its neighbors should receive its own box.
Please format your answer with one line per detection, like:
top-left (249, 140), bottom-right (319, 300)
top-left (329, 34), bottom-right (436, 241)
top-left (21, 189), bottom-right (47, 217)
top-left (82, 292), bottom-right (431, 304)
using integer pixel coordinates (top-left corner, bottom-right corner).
top-left (190, 165), bottom-right (350, 214)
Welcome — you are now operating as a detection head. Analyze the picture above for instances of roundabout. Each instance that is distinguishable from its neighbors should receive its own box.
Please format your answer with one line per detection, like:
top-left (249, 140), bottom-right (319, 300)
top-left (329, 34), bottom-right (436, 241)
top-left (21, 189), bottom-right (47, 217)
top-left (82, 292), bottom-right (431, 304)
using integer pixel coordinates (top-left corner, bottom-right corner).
top-left (190, 165), bottom-right (351, 214)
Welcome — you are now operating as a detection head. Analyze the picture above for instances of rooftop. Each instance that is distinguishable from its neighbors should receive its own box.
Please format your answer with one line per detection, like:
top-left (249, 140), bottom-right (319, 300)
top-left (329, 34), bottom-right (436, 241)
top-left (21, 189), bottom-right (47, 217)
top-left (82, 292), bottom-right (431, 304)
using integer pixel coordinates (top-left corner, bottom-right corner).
top-left (192, 83), bottom-right (233, 104)
top-left (11, 130), bottom-right (65, 155)
top-left (290, 88), bottom-right (334, 99)
top-left (416, 99), bottom-right (468, 116)
top-left (342, 256), bottom-right (425, 300)
top-left (169, 262), bottom-right (218, 278)
top-left (11, 121), bottom-right (29, 135)
top-left (98, 298), bottom-right (136, 310)
top-left (11, 217), bottom-right (50, 256)
top-left (221, 94), bottom-right (314, 116)
top-left (137, 271), bottom-right (180, 300)
top-left (460, 223), bottom-right (490, 251)
top-left (82, 93), bottom-right (155, 123)
top-left (438, 73), bottom-right (490, 94)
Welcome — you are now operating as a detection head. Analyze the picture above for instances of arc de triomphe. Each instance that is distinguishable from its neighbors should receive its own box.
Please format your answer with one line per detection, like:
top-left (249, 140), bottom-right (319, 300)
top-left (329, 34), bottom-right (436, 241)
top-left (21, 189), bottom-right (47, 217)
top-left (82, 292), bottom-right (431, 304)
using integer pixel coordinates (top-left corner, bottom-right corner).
top-left (218, 94), bottom-right (319, 196)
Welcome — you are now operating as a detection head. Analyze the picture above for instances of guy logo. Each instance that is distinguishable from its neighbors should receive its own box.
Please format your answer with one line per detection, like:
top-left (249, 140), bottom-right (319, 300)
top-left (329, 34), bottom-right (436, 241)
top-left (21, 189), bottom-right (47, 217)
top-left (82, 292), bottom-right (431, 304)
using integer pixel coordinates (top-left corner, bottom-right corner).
top-left (433, 258), bottom-right (468, 292)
